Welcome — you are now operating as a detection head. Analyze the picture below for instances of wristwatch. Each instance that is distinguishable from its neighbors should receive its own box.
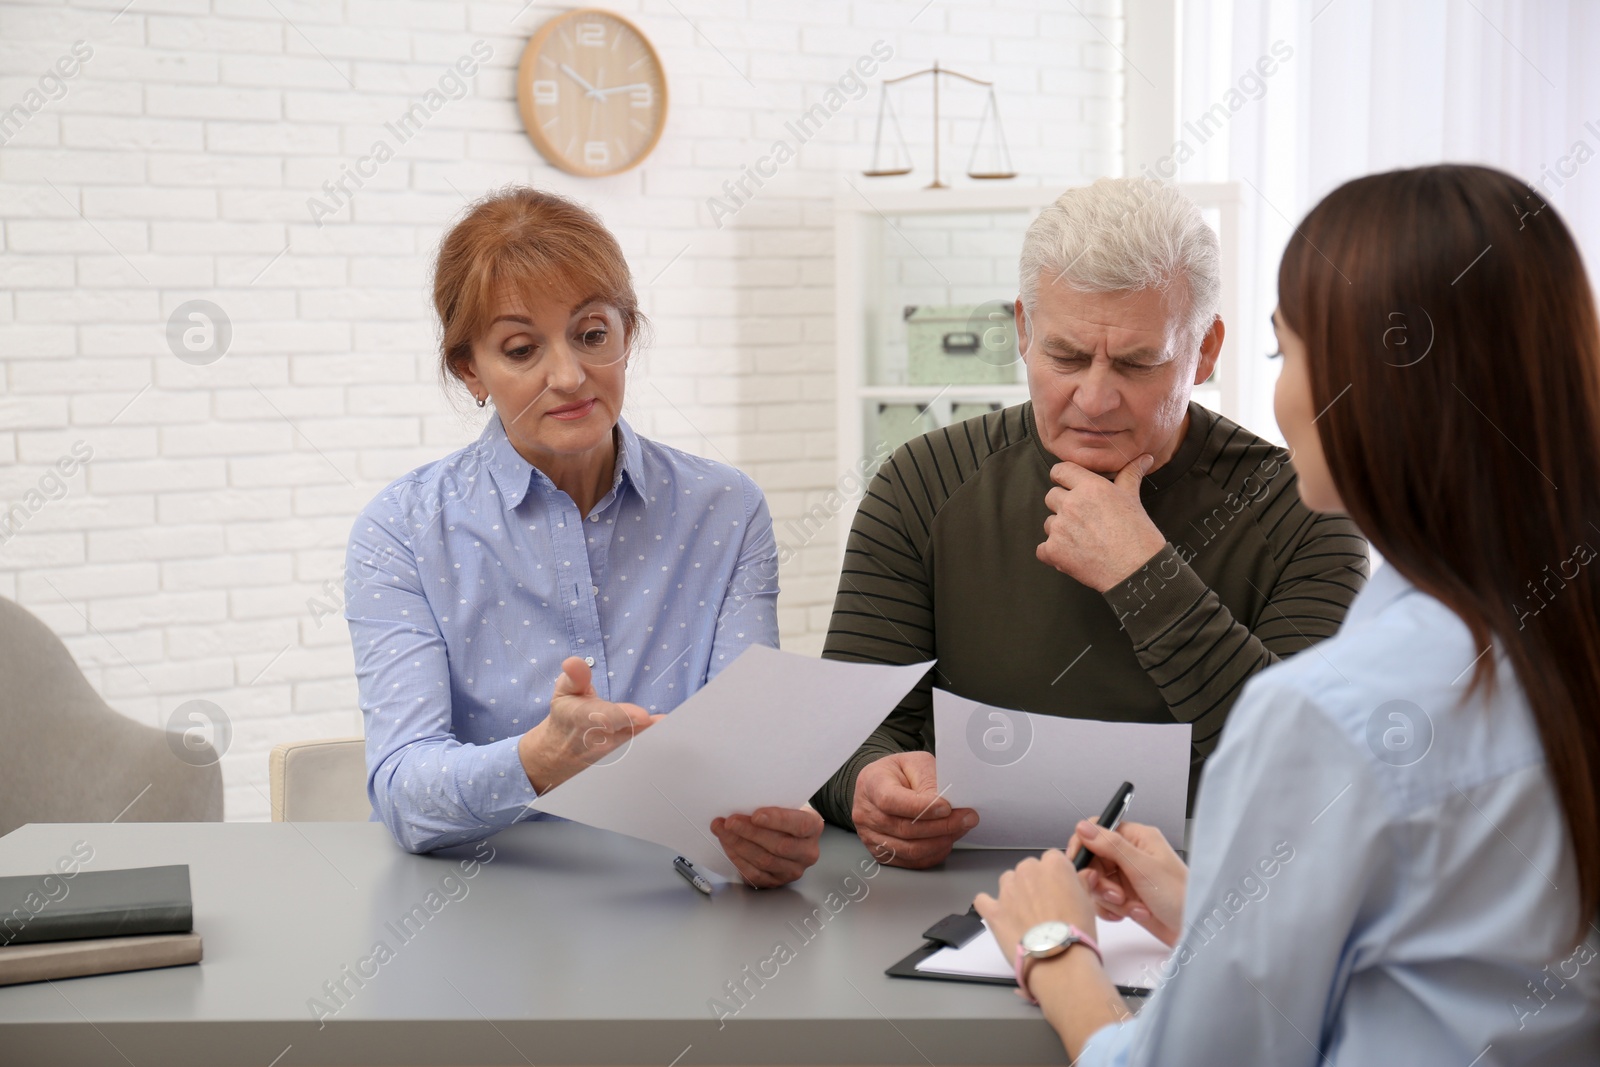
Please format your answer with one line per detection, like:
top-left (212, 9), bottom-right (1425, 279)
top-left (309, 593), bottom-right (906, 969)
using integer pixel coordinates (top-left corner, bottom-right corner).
top-left (1014, 920), bottom-right (1102, 1005)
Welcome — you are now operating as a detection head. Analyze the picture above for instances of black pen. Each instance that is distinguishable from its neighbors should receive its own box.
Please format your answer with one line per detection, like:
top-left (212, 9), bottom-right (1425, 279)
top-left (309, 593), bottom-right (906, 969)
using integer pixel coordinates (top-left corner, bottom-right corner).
top-left (673, 855), bottom-right (713, 896)
top-left (1072, 780), bottom-right (1134, 871)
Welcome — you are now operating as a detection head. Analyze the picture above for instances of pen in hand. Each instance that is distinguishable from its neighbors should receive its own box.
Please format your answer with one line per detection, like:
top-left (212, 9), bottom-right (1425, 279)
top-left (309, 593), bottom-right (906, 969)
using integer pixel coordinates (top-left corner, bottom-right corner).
top-left (1072, 780), bottom-right (1134, 871)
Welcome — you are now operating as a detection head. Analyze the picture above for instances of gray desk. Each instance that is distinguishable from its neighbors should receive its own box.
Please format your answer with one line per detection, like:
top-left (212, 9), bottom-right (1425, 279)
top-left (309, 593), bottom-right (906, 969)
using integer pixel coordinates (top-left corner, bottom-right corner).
top-left (0, 821), bottom-right (1084, 1067)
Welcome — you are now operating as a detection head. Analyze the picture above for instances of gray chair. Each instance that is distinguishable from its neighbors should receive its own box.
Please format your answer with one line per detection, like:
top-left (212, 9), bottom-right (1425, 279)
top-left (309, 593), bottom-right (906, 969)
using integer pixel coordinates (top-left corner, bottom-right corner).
top-left (268, 737), bottom-right (370, 821)
top-left (0, 595), bottom-right (222, 838)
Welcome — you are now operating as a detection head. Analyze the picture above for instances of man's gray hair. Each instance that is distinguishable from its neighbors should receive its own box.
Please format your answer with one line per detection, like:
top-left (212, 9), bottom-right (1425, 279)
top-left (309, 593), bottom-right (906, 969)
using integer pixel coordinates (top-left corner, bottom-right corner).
top-left (1018, 178), bottom-right (1221, 350)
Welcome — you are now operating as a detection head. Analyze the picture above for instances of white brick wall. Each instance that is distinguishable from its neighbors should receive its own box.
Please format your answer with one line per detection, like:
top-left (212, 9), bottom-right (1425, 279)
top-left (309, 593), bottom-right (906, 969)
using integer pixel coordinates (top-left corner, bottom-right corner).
top-left (0, 0), bottom-right (1121, 821)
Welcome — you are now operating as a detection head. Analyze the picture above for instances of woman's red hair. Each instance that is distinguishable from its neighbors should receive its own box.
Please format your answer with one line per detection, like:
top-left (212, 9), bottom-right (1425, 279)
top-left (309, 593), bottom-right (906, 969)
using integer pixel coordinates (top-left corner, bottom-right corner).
top-left (432, 185), bottom-right (647, 391)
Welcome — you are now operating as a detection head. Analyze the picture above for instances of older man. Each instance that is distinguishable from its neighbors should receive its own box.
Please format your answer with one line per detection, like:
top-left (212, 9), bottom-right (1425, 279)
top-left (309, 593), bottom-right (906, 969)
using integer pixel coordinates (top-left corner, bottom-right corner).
top-left (812, 178), bottom-right (1369, 868)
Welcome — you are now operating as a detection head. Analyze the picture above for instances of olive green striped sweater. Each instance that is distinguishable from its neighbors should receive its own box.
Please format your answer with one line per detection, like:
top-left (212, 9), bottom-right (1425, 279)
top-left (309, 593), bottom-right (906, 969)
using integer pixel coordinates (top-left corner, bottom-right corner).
top-left (811, 401), bottom-right (1370, 830)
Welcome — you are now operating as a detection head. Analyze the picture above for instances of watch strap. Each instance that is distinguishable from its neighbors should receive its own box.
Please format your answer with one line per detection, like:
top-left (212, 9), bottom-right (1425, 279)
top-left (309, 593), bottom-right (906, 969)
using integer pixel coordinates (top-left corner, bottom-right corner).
top-left (1013, 925), bottom-right (1103, 1005)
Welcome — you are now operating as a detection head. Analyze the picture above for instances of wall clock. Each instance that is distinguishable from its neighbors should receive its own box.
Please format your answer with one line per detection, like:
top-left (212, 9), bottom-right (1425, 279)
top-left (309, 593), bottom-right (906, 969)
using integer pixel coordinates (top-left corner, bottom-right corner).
top-left (516, 8), bottom-right (669, 177)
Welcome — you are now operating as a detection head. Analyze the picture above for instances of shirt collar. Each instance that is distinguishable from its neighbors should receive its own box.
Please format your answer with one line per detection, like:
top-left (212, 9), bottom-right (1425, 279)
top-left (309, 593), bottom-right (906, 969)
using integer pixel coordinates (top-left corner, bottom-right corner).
top-left (1343, 556), bottom-right (1413, 628)
top-left (481, 412), bottom-right (645, 511)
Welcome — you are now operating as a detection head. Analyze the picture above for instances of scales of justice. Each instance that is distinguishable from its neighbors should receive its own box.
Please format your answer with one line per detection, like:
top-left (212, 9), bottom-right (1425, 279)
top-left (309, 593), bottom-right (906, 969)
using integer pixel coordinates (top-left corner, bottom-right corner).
top-left (863, 60), bottom-right (1019, 189)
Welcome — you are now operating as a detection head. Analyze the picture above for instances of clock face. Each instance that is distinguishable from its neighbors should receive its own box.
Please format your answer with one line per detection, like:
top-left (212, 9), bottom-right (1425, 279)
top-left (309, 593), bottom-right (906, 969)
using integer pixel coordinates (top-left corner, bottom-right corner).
top-left (516, 9), bottom-right (668, 178)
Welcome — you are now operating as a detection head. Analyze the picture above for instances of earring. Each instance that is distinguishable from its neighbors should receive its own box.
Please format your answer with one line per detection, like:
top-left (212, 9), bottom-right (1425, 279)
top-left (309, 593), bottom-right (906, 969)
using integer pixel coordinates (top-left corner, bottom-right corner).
top-left (476, 394), bottom-right (487, 408)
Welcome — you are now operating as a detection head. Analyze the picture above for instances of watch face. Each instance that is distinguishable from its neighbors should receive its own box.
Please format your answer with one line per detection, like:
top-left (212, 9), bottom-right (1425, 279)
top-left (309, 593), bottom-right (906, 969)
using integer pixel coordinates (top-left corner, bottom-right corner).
top-left (1021, 921), bottom-right (1072, 955)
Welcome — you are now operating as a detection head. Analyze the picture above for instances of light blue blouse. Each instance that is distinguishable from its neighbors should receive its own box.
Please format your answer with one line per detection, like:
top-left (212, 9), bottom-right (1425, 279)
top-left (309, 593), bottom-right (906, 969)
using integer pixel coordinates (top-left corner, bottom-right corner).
top-left (1079, 562), bottom-right (1600, 1066)
top-left (344, 413), bottom-right (779, 853)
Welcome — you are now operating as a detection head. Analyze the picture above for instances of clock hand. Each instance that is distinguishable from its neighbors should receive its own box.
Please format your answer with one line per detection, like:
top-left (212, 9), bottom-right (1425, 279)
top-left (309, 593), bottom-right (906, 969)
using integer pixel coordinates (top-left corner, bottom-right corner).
top-left (558, 63), bottom-right (600, 97)
top-left (590, 82), bottom-right (651, 99)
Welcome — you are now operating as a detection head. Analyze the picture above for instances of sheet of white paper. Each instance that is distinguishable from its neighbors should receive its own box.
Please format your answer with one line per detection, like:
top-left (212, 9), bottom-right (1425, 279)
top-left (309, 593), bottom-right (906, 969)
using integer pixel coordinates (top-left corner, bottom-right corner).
top-left (933, 688), bottom-right (1191, 848)
top-left (913, 917), bottom-right (1172, 991)
top-left (531, 646), bottom-right (933, 880)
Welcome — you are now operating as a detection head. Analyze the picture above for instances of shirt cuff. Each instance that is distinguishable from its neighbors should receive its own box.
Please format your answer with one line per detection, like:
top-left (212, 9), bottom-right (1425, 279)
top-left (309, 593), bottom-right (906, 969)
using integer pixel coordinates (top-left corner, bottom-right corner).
top-left (467, 734), bottom-right (541, 825)
top-left (1076, 1016), bottom-right (1139, 1067)
top-left (1101, 543), bottom-right (1210, 647)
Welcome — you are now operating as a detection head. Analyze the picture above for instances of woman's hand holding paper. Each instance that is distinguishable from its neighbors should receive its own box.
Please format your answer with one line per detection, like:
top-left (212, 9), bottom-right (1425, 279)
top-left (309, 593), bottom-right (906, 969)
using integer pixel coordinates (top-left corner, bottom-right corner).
top-left (712, 806), bottom-right (825, 888)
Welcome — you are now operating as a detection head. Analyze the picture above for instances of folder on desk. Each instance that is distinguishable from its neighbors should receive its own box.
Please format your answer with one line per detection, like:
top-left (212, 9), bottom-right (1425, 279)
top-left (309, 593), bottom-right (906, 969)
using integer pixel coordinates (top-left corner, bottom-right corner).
top-left (887, 906), bottom-right (1169, 997)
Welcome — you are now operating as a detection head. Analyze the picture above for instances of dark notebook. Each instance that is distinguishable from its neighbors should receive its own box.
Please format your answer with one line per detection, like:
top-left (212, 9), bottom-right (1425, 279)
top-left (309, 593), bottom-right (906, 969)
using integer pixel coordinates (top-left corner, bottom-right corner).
top-left (0, 865), bottom-right (192, 947)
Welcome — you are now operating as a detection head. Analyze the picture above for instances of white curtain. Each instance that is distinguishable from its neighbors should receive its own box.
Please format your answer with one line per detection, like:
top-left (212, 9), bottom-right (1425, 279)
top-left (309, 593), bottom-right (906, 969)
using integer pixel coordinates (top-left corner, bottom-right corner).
top-left (1174, 0), bottom-right (1600, 439)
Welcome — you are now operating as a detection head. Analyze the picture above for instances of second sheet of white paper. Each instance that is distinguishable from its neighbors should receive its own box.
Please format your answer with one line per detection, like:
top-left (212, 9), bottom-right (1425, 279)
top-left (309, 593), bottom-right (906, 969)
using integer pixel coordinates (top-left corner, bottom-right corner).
top-left (934, 688), bottom-right (1192, 849)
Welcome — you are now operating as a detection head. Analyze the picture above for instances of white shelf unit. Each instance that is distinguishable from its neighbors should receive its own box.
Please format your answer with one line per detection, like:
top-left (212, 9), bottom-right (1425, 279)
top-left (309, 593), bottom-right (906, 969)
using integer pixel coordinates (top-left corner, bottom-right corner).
top-left (833, 181), bottom-right (1242, 555)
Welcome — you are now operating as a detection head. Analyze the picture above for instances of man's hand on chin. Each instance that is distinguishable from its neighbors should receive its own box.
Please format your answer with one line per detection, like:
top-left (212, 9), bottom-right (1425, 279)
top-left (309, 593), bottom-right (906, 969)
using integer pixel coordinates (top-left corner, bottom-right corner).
top-left (1037, 454), bottom-right (1169, 592)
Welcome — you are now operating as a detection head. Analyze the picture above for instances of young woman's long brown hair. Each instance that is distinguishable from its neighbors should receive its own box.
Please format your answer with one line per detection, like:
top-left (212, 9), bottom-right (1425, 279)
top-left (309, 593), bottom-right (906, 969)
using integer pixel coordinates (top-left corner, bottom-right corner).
top-left (1279, 164), bottom-right (1600, 941)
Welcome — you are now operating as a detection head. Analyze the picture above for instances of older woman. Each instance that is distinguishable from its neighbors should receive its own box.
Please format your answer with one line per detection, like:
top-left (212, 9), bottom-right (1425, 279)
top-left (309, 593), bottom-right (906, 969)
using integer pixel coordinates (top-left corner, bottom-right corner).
top-left (343, 186), bottom-right (822, 887)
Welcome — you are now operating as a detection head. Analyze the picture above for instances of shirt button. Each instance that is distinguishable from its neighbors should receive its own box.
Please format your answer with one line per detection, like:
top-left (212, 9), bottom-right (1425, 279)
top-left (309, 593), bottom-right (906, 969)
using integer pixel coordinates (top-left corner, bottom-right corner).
top-left (590, 585), bottom-right (599, 595)
top-left (584, 656), bottom-right (595, 667)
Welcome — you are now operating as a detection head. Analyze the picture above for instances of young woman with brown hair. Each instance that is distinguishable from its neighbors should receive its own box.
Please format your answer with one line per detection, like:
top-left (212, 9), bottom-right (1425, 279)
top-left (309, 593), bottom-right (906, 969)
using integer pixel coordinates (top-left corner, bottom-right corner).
top-left (975, 164), bottom-right (1600, 1064)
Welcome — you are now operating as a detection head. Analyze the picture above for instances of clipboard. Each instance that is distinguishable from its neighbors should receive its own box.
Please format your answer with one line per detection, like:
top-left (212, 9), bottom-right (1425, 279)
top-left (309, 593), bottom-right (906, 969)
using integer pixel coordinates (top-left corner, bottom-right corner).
top-left (885, 906), bottom-right (1151, 997)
